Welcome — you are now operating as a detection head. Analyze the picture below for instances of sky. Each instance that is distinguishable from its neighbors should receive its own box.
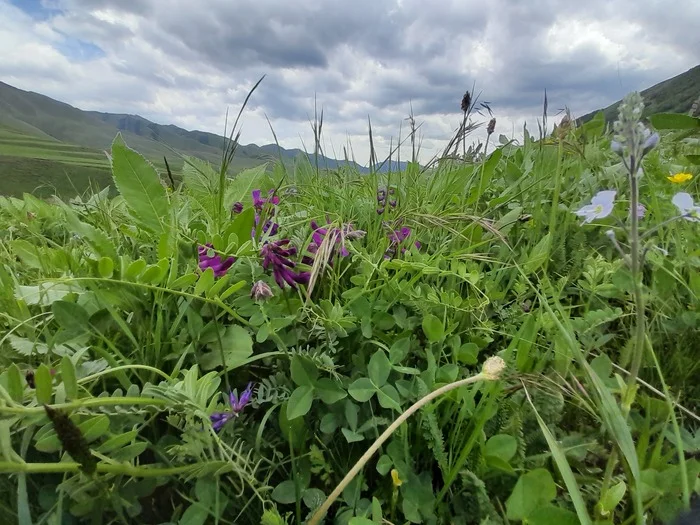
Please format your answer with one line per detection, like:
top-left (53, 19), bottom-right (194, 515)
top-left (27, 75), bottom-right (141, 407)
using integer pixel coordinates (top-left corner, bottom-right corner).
top-left (1, 0), bottom-right (698, 165)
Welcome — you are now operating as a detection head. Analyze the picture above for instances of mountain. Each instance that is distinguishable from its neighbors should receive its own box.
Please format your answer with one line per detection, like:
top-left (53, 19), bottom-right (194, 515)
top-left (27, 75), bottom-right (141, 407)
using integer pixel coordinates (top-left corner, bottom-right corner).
top-left (579, 64), bottom-right (700, 123)
top-left (0, 81), bottom-right (407, 187)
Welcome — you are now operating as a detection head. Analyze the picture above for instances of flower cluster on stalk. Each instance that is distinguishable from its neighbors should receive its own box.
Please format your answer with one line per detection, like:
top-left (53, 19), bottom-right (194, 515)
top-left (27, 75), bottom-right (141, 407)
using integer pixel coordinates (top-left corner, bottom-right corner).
top-left (384, 223), bottom-right (421, 259)
top-left (303, 217), bottom-right (366, 266)
top-left (261, 239), bottom-right (310, 290)
top-left (197, 243), bottom-right (235, 278)
top-left (376, 187), bottom-right (397, 215)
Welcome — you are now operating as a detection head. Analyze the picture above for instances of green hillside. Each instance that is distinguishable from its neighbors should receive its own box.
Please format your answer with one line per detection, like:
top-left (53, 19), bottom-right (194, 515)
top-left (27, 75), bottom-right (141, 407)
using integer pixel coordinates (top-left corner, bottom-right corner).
top-left (579, 64), bottom-right (700, 123)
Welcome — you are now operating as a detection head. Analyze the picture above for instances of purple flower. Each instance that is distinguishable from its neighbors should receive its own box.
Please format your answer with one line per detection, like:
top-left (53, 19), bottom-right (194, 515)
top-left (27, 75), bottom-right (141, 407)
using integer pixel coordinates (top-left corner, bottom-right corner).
top-left (252, 189), bottom-right (280, 211)
top-left (304, 219), bottom-right (365, 267)
top-left (231, 201), bottom-right (244, 214)
top-left (210, 382), bottom-right (254, 433)
top-left (636, 203), bottom-right (646, 219)
top-left (384, 224), bottom-right (421, 259)
top-left (198, 243), bottom-right (235, 277)
top-left (261, 239), bottom-right (310, 290)
top-left (251, 280), bottom-right (274, 301)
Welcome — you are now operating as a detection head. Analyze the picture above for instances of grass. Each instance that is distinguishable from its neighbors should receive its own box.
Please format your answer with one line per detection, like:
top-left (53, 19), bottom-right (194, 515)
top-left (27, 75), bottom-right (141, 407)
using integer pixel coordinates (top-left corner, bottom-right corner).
top-left (0, 84), bottom-right (698, 525)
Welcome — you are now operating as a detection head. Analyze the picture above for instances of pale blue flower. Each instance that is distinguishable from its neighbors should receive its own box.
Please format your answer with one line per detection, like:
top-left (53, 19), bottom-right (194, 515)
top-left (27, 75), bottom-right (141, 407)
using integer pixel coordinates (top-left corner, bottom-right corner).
top-left (672, 192), bottom-right (700, 222)
top-left (574, 190), bottom-right (617, 224)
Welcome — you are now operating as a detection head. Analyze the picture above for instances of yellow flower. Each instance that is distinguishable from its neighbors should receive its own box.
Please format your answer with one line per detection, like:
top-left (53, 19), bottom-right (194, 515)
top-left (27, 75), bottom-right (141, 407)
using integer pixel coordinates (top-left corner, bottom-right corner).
top-left (667, 172), bottom-right (693, 183)
top-left (391, 469), bottom-right (403, 487)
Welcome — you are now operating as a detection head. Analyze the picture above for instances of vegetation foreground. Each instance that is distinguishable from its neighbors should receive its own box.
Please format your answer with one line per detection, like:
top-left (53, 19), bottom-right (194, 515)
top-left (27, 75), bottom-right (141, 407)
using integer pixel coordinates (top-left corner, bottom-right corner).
top-left (0, 91), bottom-right (699, 525)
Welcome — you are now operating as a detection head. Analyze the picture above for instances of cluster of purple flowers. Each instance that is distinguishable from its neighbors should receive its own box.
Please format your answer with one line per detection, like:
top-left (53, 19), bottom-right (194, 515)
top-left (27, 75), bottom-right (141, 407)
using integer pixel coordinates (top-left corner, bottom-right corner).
top-left (377, 187), bottom-right (397, 215)
top-left (197, 243), bottom-right (236, 278)
top-left (251, 189), bottom-right (281, 238)
top-left (302, 217), bottom-right (366, 266)
top-left (261, 239), bottom-right (310, 290)
top-left (210, 382), bottom-right (254, 433)
top-left (384, 224), bottom-right (421, 259)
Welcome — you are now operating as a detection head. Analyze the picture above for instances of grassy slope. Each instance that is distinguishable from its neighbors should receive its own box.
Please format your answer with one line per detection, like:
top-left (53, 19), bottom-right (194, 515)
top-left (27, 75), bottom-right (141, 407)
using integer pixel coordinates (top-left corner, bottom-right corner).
top-left (579, 64), bottom-right (700, 123)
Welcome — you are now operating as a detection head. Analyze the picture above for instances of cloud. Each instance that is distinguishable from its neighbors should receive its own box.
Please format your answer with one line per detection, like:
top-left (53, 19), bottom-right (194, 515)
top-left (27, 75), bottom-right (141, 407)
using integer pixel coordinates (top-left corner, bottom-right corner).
top-left (0, 0), bottom-right (698, 164)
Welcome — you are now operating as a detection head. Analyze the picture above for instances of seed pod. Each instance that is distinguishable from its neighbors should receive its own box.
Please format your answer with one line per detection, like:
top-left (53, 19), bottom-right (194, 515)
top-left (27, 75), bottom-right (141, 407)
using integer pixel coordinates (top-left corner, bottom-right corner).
top-left (43, 405), bottom-right (97, 475)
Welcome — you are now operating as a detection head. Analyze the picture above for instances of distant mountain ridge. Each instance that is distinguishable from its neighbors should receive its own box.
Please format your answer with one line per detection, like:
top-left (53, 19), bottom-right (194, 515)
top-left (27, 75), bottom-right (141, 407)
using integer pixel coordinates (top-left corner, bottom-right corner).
top-left (579, 64), bottom-right (700, 123)
top-left (0, 81), bottom-right (407, 173)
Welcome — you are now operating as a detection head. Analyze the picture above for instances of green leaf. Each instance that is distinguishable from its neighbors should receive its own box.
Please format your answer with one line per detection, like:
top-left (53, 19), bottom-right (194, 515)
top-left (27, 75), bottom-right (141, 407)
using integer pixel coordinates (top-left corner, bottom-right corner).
top-left (348, 519), bottom-right (374, 525)
top-left (341, 428), bottom-right (365, 443)
top-left (96, 430), bottom-right (139, 454)
top-left (290, 356), bottom-right (318, 386)
top-left (649, 113), bottom-right (700, 130)
top-left (224, 164), bottom-right (270, 209)
top-left (7, 364), bottom-right (23, 402)
top-left (526, 505), bottom-right (580, 525)
top-left (79, 415), bottom-right (110, 443)
top-left (376, 384), bottom-right (401, 411)
top-left (457, 343), bottom-right (479, 365)
top-left (422, 314), bottom-right (444, 342)
top-left (315, 378), bottom-right (347, 404)
top-left (389, 337), bottom-right (411, 363)
top-left (320, 413), bottom-right (338, 434)
top-left (97, 257), bottom-right (114, 278)
top-left (52, 301), bottom-right (90, 334)
top-left (34, 365), bottom-right (52, 405)
top-left (111, 133), bottom-right (170, 234)
top-left (505, 468), bottom-right (557, 521)
top-left (112, 442), bottom-right (148, 462)
top-left (286, 385), bottom-right (314, 420)
top-left (229, 207), bottom-right (256, 246)
top-left (201, 325), bottom-right (253, 371)
top-left (60, 356), bottom-right (78, 400)
top-left (278, 402), bottom-right (307, 450)
top-left (523, 232), bottom-right (551, 275)
top-left (302, 488), bottom-right (325, 510)
top-left (348, 378), bottom-right (376, 402)
top-left (485, 434), bottom-right (517, 462)
top-left (194, 267), bottom-right (215, 296)
top-left (368, 350), bottom-right (391, 387)
top-left (376, 454), bottom-right (392, 475)
top-left (271, 480), bottom-right (297, 504)
top-left (599, 481), bottom-right (626, 516)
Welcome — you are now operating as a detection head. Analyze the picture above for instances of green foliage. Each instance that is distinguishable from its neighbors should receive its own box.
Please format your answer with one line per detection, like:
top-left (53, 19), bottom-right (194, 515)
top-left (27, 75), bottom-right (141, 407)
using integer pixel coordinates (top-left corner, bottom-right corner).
top-left (0, 92), bottom-right (698, 525)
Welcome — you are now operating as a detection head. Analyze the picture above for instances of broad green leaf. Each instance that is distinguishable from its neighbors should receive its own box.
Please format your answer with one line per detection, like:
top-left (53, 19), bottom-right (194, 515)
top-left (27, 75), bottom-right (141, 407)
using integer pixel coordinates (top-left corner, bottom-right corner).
top-left (649, 113), bottom-right (700, 130)
top-left (348, 378), bottom-right (376, 402)
top-left (271, 480), bottom-right (297, 504)
top-left (52, 301), bottom-right (90, 334)
top-left (320, 413), bottom-right (338, 434)
top-left (290, 356), bottom-right (318, 386)
top-left (34, 365), bottom-right (52, 405)
top-left (62, 207), bottom-right (118, 262)
top-left (219, 279), bottom-right (247, 300)
top-left (421, 314), bottom-right (444, 342)
top-left (389, 337), bottom-right (411, 363)
top-left (457, 342), bottom-right (479, 365)
top-left (60, 356), bottom-right (78, 400)
top-left (523, 232), bottom-right (551, 275)
top-left (11, 240), bottom-right (43, 269)
top-left (377, 384), bottom-right (401, 411)
top-left (201, 325), bottom-right (253, 371)
top-left (79, 415), bottom-right (110, 443)
top-left (341, 428), bottom-right (365, 443)
top-left (224, 163), bottom-right (270, 209)
top-left (278, 402), bottom-right (306, 451)
top-left (170, 273), bottom-right (199, 290)
top-left (368, 350), bottom-right (391, 387)
top-left (348, 519), bottom-right (374, 525)
top-left (111, 133), bottom-right (170, 234)
top-left (505, 468), bottom-right (557, 521)
top-left (302, 488), bottom-right (325, 510)
top-left (229, 207), bottom-right (256, 246)
top-left (112, 442), bottom-right (148, 462)
top-left (194, 267), bottom-right (215, 296)
top-left (485, 434), bottom-right (517, 462)
top-left (286, 385), bottom-right (314, 420)
top-left (125, 259), bottom-right (147, 281)
top-left (315, 378), bottom-right (347, 404)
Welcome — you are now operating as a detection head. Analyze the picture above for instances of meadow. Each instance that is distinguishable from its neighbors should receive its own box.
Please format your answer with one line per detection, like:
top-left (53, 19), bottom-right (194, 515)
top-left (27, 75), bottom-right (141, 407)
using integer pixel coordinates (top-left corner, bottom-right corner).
top-left (0, 88), bottom-right (699, 525)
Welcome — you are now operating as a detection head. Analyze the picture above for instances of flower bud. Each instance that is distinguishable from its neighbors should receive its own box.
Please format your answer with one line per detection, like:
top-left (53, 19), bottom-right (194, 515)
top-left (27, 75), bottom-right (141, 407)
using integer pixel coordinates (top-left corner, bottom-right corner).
top-left (250, 280), bottom-right (274, 301)
top-left (481, 356), bottom-right (506, 380)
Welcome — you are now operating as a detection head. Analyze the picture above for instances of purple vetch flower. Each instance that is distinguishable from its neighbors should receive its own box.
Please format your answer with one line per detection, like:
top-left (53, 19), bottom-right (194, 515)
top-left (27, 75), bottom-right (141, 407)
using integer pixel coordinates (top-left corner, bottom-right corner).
top-left (384, 224), bottom-right (421, 259)
top-left (231, 201), bottom-right (244, 214)
top-left (252, 189), bottom-right (280, 211)
top-left (261, 239), bottom-right (310, 290)
top-left (636, 203), bottom-right (646, 219)
top-left (304, 218), bottom-right (366, 266)
top-left (210, 382), bottom-right (254, 433)
top-left (198, 243), bottom-right (236, 277)
top-left (251, 280), bottom-right (274, 301)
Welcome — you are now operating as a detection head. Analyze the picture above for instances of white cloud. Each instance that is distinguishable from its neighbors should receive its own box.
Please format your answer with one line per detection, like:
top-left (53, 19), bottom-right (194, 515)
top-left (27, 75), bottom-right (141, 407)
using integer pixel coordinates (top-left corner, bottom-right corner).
top-left (0, 0), bottom-right (697, 165)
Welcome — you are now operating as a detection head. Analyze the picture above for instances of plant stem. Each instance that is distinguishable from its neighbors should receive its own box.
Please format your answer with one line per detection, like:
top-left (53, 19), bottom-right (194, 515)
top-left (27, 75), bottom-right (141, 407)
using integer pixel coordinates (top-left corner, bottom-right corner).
top-left (0, 461), bottom-right (213, 477)
top-left (0, 397), bottom-right (171, 416)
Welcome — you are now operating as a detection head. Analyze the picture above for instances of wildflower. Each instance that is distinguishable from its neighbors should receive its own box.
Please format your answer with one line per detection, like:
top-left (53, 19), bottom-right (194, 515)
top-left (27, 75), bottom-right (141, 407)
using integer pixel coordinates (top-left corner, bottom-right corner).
top-left (304, 219), bottom-right (366, 266)
top-left (671, 192), bottom-right (700, 222)
top-left (667, 172), bottom-right (693, 184)
top-left (251, 280), bottom-right (274, 301)
top-left (210, 383), bottom-right (254, 433)
top-left (252, 189), bottom-right (280, 211)
top-left (384, 224), bottom-right (421, 258)
top-left (391, 469), bottom-right (403, 487)
top-left (573, 190), bottom-right (616, 224)
top-left (636, 203), bottom-right (646, 219)
top-left (198, 243), bottom-right (235, 277)
top-left (481, 356), bottom-right (506, 380)
top-left (261, 239), bottom-right (310, 289)
top-left (376, 207), bottom-right (385, 215)
top-left (231, 201), bottom-right (244, 214)
top-left (642, 132), bottom-right (659, 155)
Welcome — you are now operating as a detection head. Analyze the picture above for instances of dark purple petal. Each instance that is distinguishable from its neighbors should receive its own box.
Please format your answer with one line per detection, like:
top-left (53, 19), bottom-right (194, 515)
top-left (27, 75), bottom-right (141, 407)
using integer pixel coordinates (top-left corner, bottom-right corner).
top-left (210, 412), bottom-right (233, 433)
top-left (377, 208), bottom-right (385, 215)
top-left (232, 201), bottom-right (244, 214)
